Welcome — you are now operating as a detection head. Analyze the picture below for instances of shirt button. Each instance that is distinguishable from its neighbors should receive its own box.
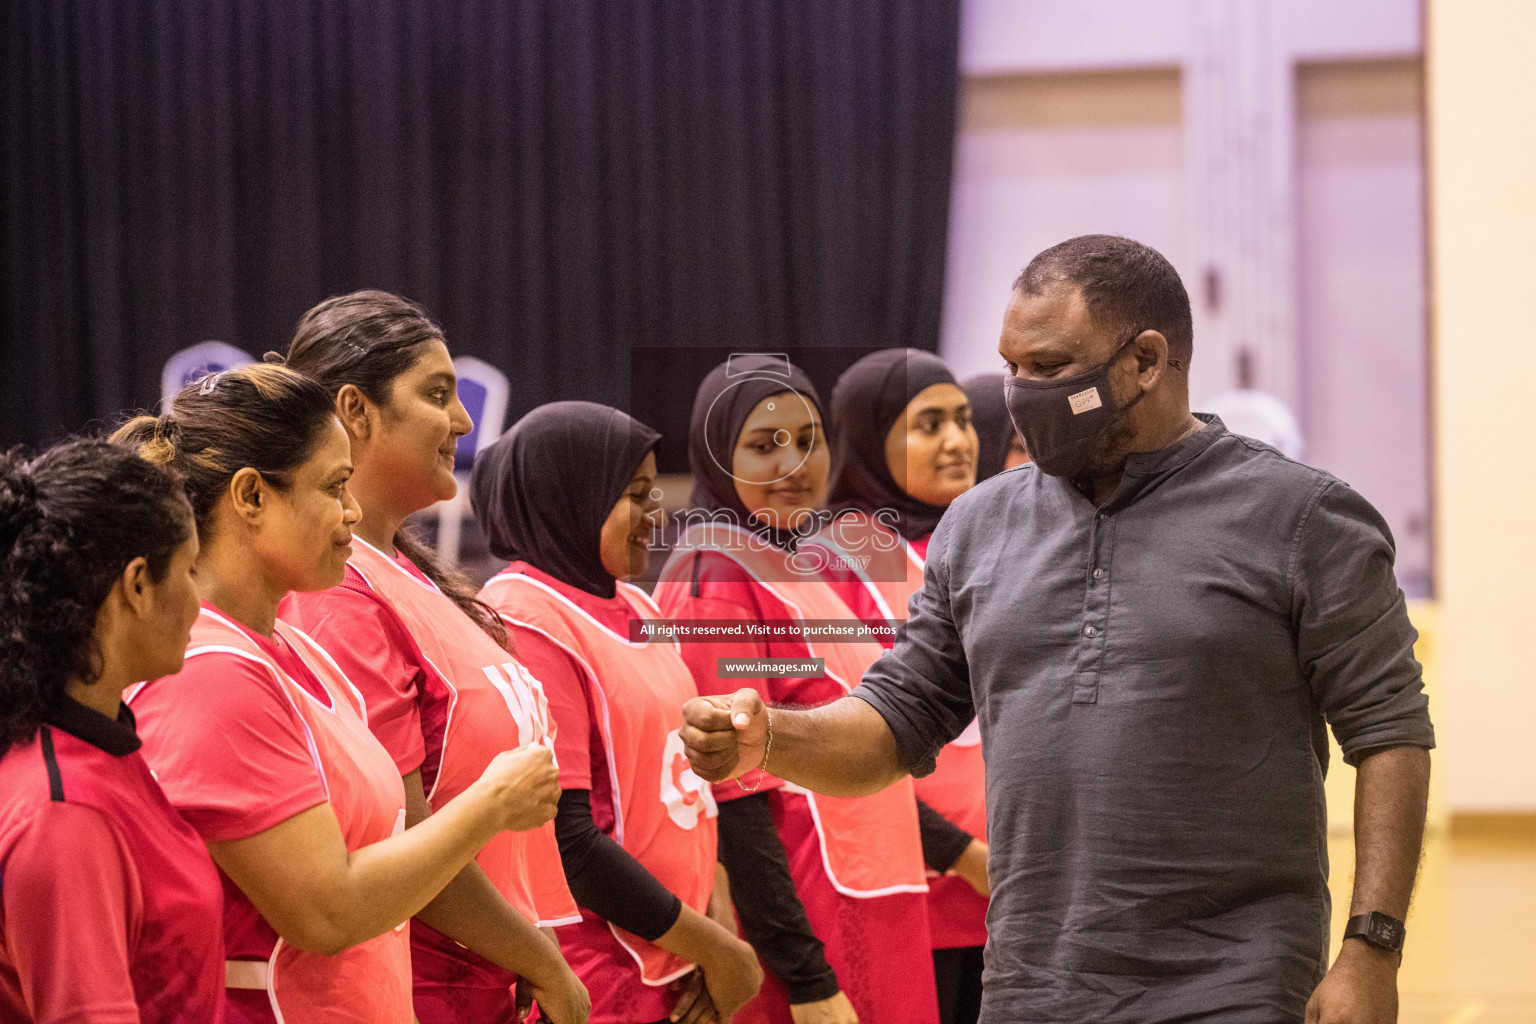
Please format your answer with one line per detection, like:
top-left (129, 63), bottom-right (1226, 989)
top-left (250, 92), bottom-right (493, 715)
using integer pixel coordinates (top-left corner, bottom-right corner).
top-left (1096, 512), bottom-right (1107, 523)
top-left (1084, 625), bottom-right (1098, 637)
top-left (1092, 568), bottom-right (1105, 580)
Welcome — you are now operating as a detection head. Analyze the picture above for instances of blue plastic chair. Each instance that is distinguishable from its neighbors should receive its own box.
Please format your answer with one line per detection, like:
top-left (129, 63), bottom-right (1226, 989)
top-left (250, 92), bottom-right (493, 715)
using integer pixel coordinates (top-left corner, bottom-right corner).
top-left (436, 356), bottom-right (510, 563)
top-left (452, 356), bottom-right (510, 473)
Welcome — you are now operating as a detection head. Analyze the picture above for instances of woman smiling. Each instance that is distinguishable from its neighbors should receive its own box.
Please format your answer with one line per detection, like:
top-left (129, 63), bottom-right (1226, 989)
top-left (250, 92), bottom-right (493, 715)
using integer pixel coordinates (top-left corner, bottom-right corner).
top-left (279, 291), bottom-right (588, 1024)
top-left (811, 349), bottom-right (989, 1024)
top-left (116, 366), bottom-right (558, 1024)
top-left (653, 356), bottom-right (937, 1024)
top-left (472, 401), bottom-right (762, 1024)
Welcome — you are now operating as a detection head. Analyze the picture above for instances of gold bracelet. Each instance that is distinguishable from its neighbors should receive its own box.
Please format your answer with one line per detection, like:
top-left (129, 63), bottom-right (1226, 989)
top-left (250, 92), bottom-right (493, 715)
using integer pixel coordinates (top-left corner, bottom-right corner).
top-left (736, 707), bottom-right (773, 792)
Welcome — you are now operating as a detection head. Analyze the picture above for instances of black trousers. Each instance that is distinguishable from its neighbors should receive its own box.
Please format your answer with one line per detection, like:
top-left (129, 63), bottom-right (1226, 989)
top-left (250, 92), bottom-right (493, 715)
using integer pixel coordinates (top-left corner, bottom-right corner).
top-left (933, 945), bottom-right (984, 1024)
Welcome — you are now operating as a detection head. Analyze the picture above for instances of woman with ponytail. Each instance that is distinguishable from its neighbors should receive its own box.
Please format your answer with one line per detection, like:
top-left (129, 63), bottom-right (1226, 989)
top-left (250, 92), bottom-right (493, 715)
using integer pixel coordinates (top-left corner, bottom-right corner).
top-left (117, 365), bottom-right (562, 1024)
top-left (0, 439), bottom-right (222, 1024)
top-left (279, 290), bottom-right (589, 1024)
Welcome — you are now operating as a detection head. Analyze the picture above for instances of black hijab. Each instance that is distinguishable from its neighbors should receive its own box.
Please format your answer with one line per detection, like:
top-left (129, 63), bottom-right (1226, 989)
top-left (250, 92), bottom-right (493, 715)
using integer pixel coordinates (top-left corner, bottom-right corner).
top-left (687, 354), bottom-right (826, 551)
top-left (963, 371), bottom-right (1015, 484)
top-left (827, 348), bottom-right (958, 541)
top-left (470, 401), bottom-right (660, 599)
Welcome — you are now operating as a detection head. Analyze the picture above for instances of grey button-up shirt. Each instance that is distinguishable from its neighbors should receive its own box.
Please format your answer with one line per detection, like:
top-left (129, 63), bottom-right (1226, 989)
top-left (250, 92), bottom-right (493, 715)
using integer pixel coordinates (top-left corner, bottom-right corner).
top-left (853, 416), bottom-right (1434, 1024)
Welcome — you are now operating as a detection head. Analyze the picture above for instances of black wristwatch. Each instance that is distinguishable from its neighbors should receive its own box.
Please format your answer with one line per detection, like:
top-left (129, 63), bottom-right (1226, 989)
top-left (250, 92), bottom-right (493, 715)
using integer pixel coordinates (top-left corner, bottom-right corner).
top-left (1343, 911), bottom-right (1405, 953)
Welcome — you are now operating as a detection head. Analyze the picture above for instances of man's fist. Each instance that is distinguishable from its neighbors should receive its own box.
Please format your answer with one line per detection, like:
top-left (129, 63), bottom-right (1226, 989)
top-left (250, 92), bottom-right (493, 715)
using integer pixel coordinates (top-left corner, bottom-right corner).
top-left (681, 688), bottom-right (769, 783)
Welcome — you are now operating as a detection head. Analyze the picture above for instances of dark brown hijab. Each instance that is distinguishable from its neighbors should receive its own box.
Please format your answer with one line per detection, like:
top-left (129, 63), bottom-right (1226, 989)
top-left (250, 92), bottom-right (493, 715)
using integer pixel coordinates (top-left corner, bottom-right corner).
top-left (963, 372), bottom-right (1015, 484)
top-left (471, 401), bottom-right (660, 598)
top-left (827, 348), bottom-right (957, 541)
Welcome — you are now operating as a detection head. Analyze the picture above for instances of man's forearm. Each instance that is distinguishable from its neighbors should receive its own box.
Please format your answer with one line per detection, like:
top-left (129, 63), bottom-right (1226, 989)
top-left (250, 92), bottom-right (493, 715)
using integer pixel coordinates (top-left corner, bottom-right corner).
top-left (1305, 745), bottom-right (1429, 1020)
top-left (1349, 745), bottom-right (1430, 919)
top-left (764, 697), bottom-right (909, 797)
top-left (683, 690), bottom-right (911, 796)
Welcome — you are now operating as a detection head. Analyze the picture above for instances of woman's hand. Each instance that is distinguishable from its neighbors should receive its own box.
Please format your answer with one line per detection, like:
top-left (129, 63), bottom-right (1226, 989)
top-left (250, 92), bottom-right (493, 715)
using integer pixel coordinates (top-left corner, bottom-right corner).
top-left (706, 863), bottom-right (739, 936)
top-left (949, 838), bottom-right (990, 897)
top-left (789, 991), bottom-right (859, 1024)
top-left (668, 968), bottom-right (717, 1024)
top-left (651, 896), bottom-right (760, 1021)
top-left (473, 744), bottom-right (561, 832)
top-left (696, 934), bottom-right (764, 1022)
top-left (522, 961), bottom-right (591, 1024)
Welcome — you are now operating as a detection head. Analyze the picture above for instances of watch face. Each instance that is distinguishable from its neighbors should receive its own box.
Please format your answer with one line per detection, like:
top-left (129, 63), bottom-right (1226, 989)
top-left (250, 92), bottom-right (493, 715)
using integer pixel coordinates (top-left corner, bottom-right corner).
top-left (1370, 915), bottom-right (1404, 948)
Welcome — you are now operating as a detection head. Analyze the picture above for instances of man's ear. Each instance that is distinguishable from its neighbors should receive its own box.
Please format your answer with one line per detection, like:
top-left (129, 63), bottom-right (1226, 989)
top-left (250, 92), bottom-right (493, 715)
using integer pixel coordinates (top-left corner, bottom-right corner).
top-left (336, 384), bottom-right (371, 443)
top-left (1133, 330), bottom-right (1171, 388)
top-left (228, 467), bottom-right (266, 521)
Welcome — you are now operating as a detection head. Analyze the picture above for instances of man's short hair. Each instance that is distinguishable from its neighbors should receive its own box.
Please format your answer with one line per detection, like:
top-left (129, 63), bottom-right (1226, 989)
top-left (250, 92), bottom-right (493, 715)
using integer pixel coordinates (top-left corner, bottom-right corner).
top-left (1013, 235), bottom-right (1193, 369)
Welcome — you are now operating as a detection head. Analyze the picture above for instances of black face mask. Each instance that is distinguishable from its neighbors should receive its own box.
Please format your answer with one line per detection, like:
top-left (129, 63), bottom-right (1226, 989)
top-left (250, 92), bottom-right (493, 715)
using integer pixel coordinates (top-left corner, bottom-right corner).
top-left (1004, 337), bottom-right (1144, 478)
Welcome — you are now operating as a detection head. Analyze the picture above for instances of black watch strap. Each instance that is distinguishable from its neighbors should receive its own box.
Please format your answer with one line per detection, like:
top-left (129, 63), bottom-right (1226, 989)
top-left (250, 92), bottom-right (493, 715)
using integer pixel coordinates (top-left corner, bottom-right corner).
top-left (1343, 911), bottom-right (1405, 953)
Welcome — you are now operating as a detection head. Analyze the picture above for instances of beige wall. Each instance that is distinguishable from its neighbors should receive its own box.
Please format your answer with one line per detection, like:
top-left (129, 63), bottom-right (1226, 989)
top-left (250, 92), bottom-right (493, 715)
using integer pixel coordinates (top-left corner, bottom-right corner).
top-left (1429, 0), bottom-right (1536, 810)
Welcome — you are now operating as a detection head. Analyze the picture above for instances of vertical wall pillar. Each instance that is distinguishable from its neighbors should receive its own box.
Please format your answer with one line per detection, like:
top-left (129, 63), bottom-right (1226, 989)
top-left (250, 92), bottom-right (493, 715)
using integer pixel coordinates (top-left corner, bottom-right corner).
top-left (1184, 0), bottom-right (1299, 407)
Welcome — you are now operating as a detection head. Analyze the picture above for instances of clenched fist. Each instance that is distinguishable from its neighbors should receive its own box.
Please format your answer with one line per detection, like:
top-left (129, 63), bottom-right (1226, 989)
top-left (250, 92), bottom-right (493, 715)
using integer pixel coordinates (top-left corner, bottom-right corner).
top-left (681, 688), bottom-right (769, 783)
top-left (475, 744), bottom-right (561, 832)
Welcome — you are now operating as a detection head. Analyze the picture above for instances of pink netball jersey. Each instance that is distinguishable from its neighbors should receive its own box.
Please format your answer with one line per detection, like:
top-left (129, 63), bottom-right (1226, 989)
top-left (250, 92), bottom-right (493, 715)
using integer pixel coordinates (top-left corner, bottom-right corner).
top-left (659, 523), bottom-right (924, 897)
top-left (655, 523), bottom-right (937, 1024)
top-left (130, 605), bottom-right (412, 1024)
top-left (0, 699), bottom-right (225, 1024)
top-left (480, 565), bottom-right (717, 1020)
top-left (281, 538), bottom-right (579, 1023)
top-left (806, 513), bottom-right (989, 949)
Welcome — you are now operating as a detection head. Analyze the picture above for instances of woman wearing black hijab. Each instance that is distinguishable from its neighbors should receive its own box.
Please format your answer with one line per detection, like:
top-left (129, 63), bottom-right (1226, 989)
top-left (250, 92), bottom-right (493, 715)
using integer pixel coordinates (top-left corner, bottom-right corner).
top-left (808, 350), bottom-right (989, 1024)
top-left (466, 405), bottom-right (755, 1024)
top-left (961, 372), bottom-right (1029, 483)
top-left (826, 349), bottom-right (971, 537)
top-left (653, 356), bottom-right (939, 1024)
top-left (471, 402), bottom-right (762, 1024)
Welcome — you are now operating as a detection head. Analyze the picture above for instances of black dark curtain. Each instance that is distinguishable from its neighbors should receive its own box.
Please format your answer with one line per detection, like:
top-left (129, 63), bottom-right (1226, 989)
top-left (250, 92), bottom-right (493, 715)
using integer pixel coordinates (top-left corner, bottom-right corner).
top-left (1, 0), bottom-right (960, 448)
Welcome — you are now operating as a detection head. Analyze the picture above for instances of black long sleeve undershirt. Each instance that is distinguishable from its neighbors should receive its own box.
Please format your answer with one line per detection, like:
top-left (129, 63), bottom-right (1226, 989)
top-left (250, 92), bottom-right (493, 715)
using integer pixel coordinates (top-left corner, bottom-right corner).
top-left (917, 798), bottom-right (976, 873)
top-left (554, 789), bottom-right (681, 942)
top-left (715, 793), bottom-right (840, 1004)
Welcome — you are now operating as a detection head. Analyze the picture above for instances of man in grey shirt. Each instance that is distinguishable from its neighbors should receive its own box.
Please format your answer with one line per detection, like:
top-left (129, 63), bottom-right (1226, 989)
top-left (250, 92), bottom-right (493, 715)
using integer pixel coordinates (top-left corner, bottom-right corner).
top-left (682, 236), bottom-right (1433, 1023)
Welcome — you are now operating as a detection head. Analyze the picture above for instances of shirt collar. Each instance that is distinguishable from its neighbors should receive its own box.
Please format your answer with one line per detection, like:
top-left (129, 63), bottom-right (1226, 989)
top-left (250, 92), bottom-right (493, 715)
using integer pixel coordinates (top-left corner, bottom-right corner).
top-left (43, 694), bottom-right (142, 757)
top-left (1059, 413), bottom-right (1228, 510)
top-left (1120, 413), bottom-right (1226, 479)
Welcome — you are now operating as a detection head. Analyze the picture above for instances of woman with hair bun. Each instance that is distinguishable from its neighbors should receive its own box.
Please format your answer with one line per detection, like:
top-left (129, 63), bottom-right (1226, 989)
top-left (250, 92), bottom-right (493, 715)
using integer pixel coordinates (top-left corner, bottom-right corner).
top-left (279, 290), bottom-right (588, 1024)
top-left (0, 438), bottom-right (223, 1024)
top-left (117, 364), bottom-right (562, 1024)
